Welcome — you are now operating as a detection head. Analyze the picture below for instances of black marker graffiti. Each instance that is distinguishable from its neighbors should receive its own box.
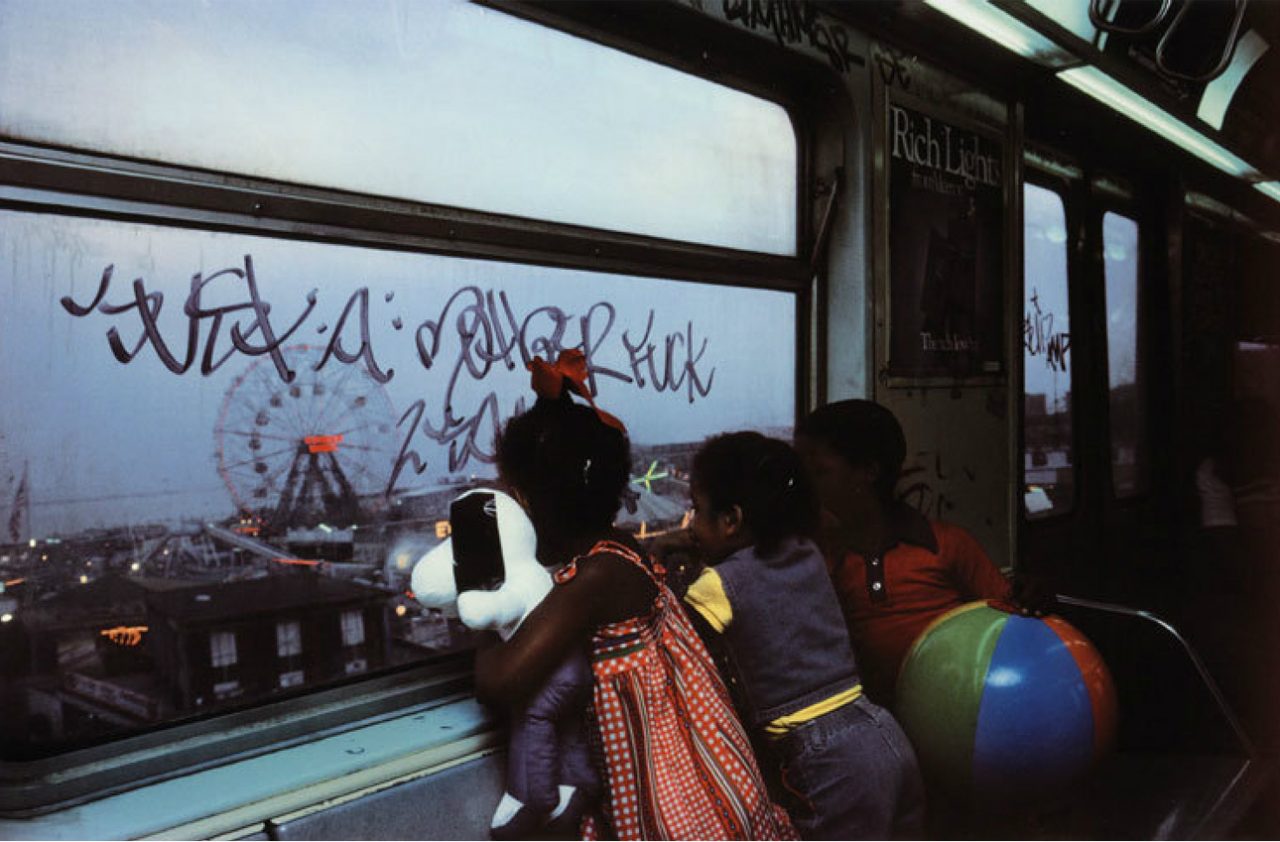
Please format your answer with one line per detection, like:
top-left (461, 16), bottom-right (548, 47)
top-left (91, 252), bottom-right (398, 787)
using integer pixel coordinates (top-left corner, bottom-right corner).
top-left (389, 286), bottom-right (718, 490)
top-left (62, 259), bottom-right (720, 489)
top-left (317, 287), bottom-right (393, 384)
top-left (60, 256), bottom-right (317, 383)
top-left (874, 46), bottom-right (912, 90)
top-left (1023, 289), bottom-right (1071, 373)
top-left (723, 0), bottom-right (861, 75)
top-left (898, 449), bottom-right (976, 520)
top-left (623, 312), bottom-right (715, 403)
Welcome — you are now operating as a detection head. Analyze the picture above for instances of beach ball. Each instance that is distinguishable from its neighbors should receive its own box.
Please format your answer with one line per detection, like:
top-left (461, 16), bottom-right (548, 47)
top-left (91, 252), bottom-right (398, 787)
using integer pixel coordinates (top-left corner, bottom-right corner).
top-left (895, 600), bottom-right (1116, 806)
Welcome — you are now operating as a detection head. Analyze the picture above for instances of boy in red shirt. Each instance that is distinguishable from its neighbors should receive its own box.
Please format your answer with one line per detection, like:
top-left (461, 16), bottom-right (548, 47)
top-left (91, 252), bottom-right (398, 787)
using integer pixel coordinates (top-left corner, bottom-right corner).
top-left (796, 400), bottom-right (1012, 708)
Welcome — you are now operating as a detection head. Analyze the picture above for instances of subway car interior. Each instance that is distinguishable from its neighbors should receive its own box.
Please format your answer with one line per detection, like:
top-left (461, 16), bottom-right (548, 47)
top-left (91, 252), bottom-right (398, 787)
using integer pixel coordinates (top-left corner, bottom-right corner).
top-left (1, 0), bottom-right (1279, 838)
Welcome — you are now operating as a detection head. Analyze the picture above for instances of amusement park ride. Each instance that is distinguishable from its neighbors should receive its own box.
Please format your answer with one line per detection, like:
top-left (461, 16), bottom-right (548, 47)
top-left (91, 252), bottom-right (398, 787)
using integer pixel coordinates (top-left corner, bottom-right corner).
top-left (213, 345), bottom-right (399, 537)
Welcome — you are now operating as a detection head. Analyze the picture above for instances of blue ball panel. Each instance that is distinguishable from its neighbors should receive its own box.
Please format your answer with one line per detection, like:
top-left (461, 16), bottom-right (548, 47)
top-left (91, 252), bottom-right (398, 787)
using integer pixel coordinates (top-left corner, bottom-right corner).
top-left (971, 614), bottom-right (1094, 798)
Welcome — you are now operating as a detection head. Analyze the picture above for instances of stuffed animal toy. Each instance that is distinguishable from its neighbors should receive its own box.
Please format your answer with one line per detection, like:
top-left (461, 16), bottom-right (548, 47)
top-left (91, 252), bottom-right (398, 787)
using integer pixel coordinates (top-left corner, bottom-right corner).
top-left (411, 488), bottom-right (598, 840)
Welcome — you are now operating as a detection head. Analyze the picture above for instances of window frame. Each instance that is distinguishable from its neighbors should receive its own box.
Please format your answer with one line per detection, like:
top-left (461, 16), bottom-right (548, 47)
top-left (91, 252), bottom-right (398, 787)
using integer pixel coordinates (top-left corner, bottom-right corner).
top-left (0, 0), bottom-right (825, 816)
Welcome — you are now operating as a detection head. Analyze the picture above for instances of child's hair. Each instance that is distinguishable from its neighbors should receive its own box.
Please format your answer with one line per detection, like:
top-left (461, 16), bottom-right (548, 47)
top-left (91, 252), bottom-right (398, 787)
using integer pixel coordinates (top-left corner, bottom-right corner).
top-left (495, 391), bottom-right (631, 550)
top-left (692, 432), bottom-right (818, 556)
top-left (796, 399), bottom-right (906, 503)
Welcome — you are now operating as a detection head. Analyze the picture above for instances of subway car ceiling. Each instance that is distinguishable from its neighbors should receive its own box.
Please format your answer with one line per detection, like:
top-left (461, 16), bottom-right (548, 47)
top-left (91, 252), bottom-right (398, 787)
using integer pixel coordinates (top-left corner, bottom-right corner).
top-left (1, 0), bottom-right (1278, 838)
top-left (834, 0), bottom-right (1280, 224)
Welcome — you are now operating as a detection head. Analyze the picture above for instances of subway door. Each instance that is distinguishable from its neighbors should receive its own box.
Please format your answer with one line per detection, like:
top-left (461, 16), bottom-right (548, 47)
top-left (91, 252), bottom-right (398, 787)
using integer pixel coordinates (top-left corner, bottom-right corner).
top-left (1020, 163), bottom-right (1172, 603)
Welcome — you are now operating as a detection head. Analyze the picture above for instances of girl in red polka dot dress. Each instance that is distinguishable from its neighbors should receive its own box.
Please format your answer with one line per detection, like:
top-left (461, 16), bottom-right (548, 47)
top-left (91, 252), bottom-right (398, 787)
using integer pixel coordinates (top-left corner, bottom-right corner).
top-left (475, 351), bottom-right (796, 840)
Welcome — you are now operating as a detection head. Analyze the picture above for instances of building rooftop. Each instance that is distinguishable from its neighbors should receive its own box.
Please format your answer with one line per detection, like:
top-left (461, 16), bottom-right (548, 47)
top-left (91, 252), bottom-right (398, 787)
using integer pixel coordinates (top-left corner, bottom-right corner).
top-left (142, 574), bottom-right (386, 625)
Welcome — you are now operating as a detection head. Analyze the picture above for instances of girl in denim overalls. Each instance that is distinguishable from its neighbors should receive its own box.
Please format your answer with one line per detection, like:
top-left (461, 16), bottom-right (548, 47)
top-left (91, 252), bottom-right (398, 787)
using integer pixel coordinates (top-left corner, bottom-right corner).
top-left (681, 431), bottom-right (925, 840)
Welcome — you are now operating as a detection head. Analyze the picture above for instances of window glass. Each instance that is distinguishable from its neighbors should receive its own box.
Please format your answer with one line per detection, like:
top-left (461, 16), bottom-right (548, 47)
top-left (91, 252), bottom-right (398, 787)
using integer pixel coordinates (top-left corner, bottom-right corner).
top-left (210, 632), bottom-right (238, 668)
top-left (341, 611), bottom-right (366, 648)
top-left (0, 210), bottom-right (797, 756)
top-left (1023, 183), bottom-right (1074, 517)
top-left (276, 621), bottom-right (302, 658)
top-left (1103, 211), bottom-right (1147, 497)
top-left (0, 0), bottom-right (797, 255)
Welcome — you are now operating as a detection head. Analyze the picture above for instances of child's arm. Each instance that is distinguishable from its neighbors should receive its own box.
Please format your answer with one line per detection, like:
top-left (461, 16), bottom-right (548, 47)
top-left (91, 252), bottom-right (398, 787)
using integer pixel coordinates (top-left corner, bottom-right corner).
top-left (645, 528), bottom-right (701, 597)
top-left (473, 550), bottom-right (654, 707)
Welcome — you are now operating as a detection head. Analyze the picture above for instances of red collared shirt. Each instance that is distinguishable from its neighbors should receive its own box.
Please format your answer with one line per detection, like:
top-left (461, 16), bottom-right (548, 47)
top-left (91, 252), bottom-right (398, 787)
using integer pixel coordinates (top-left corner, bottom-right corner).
top-left (825, 508), bottom-right (1011, 706)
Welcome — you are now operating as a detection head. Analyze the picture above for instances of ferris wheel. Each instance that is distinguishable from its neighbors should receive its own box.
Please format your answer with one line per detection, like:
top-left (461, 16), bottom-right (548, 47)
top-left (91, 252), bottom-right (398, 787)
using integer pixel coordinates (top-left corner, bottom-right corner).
top-left (214, 345), bottom-right (399, 531)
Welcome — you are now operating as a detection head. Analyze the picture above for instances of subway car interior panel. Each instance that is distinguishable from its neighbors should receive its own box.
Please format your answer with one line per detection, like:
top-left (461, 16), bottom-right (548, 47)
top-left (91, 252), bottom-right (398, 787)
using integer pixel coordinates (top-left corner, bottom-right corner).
top-left (0, 0), bottom-right (1278, 839)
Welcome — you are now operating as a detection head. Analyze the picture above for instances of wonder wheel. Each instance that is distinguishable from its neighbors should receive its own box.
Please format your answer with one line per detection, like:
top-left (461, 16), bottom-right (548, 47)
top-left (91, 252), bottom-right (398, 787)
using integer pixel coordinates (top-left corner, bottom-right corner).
top-left (214, 345), bottom-right (398, 531)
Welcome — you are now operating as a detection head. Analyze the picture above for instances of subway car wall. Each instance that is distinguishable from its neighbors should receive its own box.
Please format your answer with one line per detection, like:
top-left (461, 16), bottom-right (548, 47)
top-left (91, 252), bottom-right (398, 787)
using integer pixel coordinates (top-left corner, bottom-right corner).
top-left (0, 0), bottom-right (1278, 839)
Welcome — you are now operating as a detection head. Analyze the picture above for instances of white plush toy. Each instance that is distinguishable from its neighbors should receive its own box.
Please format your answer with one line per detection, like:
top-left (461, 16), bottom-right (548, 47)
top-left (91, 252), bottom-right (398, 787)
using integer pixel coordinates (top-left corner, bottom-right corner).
top-left (410, 488), bottom-right (597, 840)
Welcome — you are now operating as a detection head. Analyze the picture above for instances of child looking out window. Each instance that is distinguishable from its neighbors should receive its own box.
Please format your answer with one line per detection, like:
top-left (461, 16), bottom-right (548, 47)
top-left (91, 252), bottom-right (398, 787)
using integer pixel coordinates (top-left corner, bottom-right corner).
top-left (682, 431), bottom-right (925, 840)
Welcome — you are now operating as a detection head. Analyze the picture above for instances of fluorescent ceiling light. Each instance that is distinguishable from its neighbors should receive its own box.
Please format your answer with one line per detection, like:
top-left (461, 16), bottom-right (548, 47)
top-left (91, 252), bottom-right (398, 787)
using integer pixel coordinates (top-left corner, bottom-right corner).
top-left (1058, 66), bottom-right (1262, 179)
top-left (924, 0), bottom-right (1075, 67)
top-left (1255, 182), bottom-right (1280, 203)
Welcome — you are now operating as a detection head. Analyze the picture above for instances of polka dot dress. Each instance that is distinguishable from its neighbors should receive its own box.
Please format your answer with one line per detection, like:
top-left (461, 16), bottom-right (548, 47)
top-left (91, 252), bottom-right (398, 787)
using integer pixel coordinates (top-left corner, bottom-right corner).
top-left (557, 541), bottom-right (797, 841)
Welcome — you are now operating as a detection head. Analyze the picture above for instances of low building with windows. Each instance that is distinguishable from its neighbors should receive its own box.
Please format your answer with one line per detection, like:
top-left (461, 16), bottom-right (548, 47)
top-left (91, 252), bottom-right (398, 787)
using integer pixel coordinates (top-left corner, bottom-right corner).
top-left (141, 575), bottom-right (389, 711)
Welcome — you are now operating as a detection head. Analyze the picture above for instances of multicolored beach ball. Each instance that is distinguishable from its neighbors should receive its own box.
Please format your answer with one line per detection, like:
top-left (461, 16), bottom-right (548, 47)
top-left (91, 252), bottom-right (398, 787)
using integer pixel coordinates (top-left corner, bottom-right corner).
top-left (895, 600), bottom-right (1117, 805)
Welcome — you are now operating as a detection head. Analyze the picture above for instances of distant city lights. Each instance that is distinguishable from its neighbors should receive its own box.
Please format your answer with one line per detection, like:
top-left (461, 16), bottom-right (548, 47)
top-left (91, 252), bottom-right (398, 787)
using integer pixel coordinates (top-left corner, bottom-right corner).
top-left (79, 575), bottom-right (88, 584)
top-left (28, 539), bottom-right (36, 548)
top-left (100, 625), bottom-right (148, 646)
top-left (131, 562), bottom-right (141, 572)
top-left (0, 614), bottom-right (12, 623)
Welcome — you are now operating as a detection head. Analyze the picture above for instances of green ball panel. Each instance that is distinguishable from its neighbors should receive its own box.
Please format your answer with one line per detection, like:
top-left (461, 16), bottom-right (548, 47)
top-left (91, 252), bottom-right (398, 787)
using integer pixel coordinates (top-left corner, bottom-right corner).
top-left (895, 601), bottom-right (1008, 795)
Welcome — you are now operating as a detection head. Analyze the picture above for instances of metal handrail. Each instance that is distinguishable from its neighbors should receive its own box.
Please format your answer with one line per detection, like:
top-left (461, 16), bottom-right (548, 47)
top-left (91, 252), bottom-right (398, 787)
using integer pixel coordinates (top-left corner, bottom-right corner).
top-left (1054, 593), bottom-right (1256, 758)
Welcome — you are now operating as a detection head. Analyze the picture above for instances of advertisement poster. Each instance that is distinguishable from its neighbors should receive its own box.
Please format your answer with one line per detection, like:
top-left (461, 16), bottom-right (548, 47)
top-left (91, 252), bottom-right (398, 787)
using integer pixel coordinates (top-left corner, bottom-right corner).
top-left (887, 101), bottom-right (1005, 379)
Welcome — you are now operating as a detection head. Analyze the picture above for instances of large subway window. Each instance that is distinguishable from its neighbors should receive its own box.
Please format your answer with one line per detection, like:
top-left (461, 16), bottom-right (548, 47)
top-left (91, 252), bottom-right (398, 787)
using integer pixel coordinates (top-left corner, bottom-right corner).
top-left (1023, 183), bottom-right (1074, 518)
top-left (1102, 211), bottom-right (1147, 498)
top-left (0, 211), bottom-right (798, 756)
top-left (0, 0), bottom-right (796, 255)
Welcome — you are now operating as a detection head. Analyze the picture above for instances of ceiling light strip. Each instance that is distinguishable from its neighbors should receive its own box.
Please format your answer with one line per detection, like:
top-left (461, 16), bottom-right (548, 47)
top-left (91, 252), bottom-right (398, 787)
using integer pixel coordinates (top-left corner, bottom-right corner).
top-left (1058, 66), bottom-right (1261, 179)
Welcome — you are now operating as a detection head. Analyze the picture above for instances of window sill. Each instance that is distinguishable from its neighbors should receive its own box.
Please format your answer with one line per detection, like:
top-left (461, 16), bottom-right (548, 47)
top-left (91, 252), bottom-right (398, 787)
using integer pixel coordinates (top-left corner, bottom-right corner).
top-left (0, 692), bottom-right (498, 840)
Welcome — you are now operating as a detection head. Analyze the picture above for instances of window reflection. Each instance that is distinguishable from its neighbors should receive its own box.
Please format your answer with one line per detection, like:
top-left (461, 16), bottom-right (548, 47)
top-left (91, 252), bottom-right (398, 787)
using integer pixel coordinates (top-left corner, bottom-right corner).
top-left (0, 211), bottom-right (796, 756)
top-left (1103, 211), bottom-right (1146, 497)
top-left (1023, 184), bottom-right (1074, 518)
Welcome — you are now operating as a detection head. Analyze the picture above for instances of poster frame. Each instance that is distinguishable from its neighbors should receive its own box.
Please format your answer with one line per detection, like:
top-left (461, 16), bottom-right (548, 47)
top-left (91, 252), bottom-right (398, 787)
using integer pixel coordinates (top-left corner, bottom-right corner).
top-left (878, 89), bottom-right (1010, 387)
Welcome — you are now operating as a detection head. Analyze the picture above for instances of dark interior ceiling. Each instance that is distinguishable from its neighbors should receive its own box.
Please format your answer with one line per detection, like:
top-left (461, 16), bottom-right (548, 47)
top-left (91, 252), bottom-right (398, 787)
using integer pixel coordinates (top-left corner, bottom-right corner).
top-left (826, 0), bottom-right (1280, 227)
